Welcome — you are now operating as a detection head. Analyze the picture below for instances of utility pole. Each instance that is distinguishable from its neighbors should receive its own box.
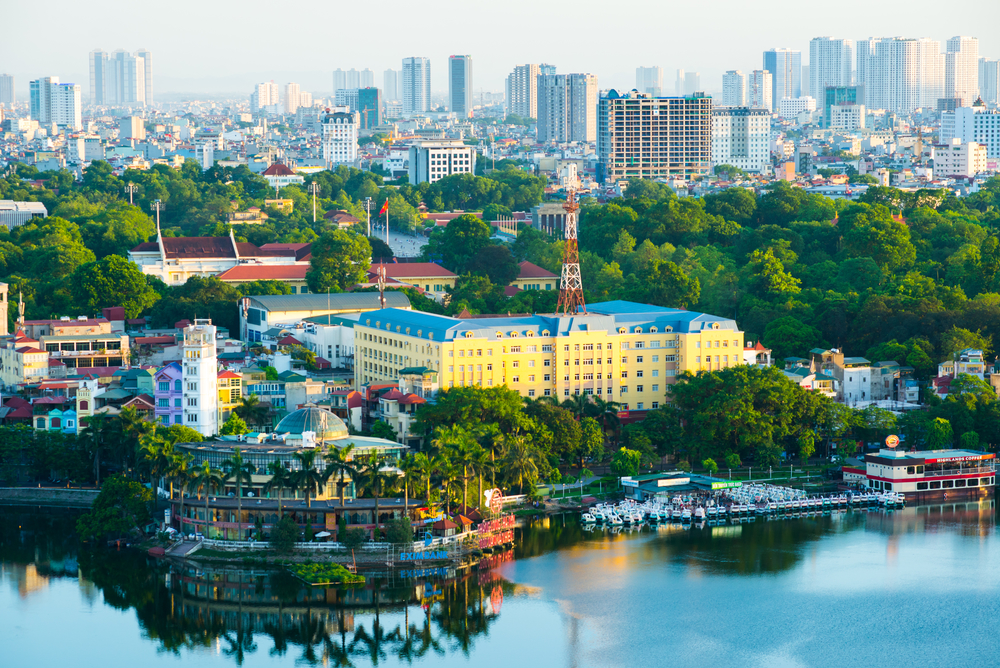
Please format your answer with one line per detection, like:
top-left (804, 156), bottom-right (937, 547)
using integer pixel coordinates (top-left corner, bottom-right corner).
top-left (308, 182), bottom-right (321, 224)
top-left (124, 183), bottom-right (138, 205)
top-left (364, 197), bottom-right (372, 237)
top-left (150, 199), bottom-right (165, 233)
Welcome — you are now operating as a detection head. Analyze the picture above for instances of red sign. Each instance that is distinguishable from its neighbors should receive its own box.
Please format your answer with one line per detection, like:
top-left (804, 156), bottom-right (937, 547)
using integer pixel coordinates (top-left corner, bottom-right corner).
top-left (885, 435), bottom-right (900, 448)
top-left (478, 529), bottom-right (514, 550)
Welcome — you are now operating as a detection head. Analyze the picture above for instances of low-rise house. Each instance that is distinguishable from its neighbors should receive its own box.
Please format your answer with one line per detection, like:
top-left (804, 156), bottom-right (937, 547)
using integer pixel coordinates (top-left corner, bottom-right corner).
top-left (510, 261), bottom-right (557, 292)
top-left (0, 333), bottom-right (49, 389)
top-left (938, 348), bottom-right (984, 380)
top-left (217, 371), bottom-right (242, 423)
top-left (153, 362), bottom-right (184, 426)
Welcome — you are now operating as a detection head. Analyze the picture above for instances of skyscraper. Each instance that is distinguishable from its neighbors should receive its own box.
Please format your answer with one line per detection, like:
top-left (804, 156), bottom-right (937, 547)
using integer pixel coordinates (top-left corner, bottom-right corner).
top-left (357, 87), bottom-right (382, 129)
top-left (448, 55), bottom-right (473, 118)
top-left (857, 37), bottom-right (943, 113)
top-left (809, 37), bottom-right (853, 101)
top-left (181, 320), bottom-right (219, 438)
top-left (675, 69), bottom-right (684, 96)
top-left (712, 107), bottom-right (771, 173)
top-left (537, 73), bottom-right (598, 143)
top-left (284, 82), bottom-right (301, 114)
top-left (383, 69), bottom-right (401, 101)
top-left (762, 48), bottom-right (802, 105)
top-left (981, 58), bottom-right (1000, 104)
top-left (89, 49), bottom-right (108, 104)
top-left (748, 70), bottom-right (773, 111)
top-left (334, 69), bottom-right (367, 92)
top-left (823, 86), bottom-right (863, 128)
top-left (402, 57), bottom-right (431, 115)
top-left (250, 82), bottom-right (279, 112)
top-left (109, 49), bottom-right (146, 106)
top-left (0, 74), bottom-right (14, 107)
top-left (722, 71), bottom-right (746, 107)
top-left (29, 77), bottom-right (82, 129)
top-left (359, 69), bottom-right (375, 89)
top-left (636, 66), bottom-right (663, 95)
top-left (945, 36), bottom-right (979, 107)
top-left (539, 64), bottom-right (557, 76)
top-left (684, 72), bottom-right (701, 95)
top-left (135, 48), bottom-right (153, 106)
top-left (506, 64), bottom-right (541, 118)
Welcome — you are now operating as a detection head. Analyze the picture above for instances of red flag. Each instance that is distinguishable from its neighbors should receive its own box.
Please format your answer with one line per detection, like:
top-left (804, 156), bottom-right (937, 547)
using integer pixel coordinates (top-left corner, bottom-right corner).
top-left (379, 199), bottom-right (389, 215)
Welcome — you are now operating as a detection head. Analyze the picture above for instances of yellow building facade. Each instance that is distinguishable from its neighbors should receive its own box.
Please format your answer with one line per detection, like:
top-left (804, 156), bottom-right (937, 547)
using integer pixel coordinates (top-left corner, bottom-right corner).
top-left (218, 371), bottom-right (243, 423)
top-left (354, 301), bottom-right (744, 414)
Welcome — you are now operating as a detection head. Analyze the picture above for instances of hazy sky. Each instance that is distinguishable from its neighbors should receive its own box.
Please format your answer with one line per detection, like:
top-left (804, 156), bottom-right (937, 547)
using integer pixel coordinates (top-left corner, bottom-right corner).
top-left (3, 0), bottom-right (998, 98)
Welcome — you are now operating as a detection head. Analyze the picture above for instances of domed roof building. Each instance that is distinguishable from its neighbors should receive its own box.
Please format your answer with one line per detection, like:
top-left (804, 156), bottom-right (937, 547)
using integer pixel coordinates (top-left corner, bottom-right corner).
top-left (273, 405), bottom-right (350, 444)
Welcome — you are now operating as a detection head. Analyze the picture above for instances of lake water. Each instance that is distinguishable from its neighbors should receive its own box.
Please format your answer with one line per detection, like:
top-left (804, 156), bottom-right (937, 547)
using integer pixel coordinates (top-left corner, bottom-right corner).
top-left (2, 501), bottom-right (999, 668)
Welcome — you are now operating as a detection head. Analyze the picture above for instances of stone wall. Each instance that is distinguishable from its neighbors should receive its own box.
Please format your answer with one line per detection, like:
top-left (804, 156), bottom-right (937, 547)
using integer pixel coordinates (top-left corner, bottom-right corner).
top-left (0, 487), bottom-right (99, 507)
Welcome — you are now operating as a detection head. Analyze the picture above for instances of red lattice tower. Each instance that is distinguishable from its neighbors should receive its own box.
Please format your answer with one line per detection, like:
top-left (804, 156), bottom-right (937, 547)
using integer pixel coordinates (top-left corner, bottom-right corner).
top-left (556, 190), bottom-right (587, 315)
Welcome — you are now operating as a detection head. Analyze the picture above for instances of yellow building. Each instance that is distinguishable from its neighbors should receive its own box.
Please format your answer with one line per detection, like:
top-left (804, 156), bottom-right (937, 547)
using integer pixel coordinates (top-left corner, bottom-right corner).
top-left (354, 300), bottom-right (745, 415)
top-left (510, 261), bottom-right (558, 292)
top-left (217, 370), bottom-right (243, 423)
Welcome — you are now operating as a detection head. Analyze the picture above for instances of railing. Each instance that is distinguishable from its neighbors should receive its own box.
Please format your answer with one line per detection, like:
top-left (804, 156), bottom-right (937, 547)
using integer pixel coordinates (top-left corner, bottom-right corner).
top-left (920, 466), bottom-right (996, 479)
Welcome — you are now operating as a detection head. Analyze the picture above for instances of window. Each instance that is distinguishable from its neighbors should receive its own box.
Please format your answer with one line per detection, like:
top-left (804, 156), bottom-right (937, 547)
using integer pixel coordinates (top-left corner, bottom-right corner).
top-left (544, 359), bottom-right (551, 367)
top-left (574, 374), bottom-right (580, 380)
top-left (652, 402), bottom-right (659, 409)
top-left (449, 351), bottom-right (454, 357)
top-left (544, 389), bottom-right (551, 396)
top-left (652, 384), bottom-right (659, 392)
top-left (916, 482), bottom-right (928, 490)
top-left (620, 386), bottom-right (628, 394)
top-left (930, 481), bottom-right (941, 489)
top-left (621, 371), bottom-right (628, 378)
top-left (564, 389), bottom-right (570, 396)
top-left (512, 376), bottom-right (519, 383)
top-left (564, 345), bottom-right (570, 352)
top-left (636, 385), bottom-right (643, 392)
top-left (510, 346), bottom-right (521, 353)
top-left (157, 398), bottom-right (169, 408)
top-left (635, 342), bottom-right (644, 349)
top-left (528, 360), bottom-right (535, 367)
top-left (174, 380), bottom-right (181, 392)
top-left (636, 370), bottom-right (644, 378)
top-left (637, 402), bottom-right (644, 410)
top-left (487, 364), bottom-right (493, 371)
top-left (696, 356), bottom-right (701, 363)
top-left (564, 375), bottom-right (570, 381)
top-left (544, 374), bottom-right (551, 381)
top-left (158, 381), bottom-right (169, 392)
top-left (174, 398), bottom-right (181, 407)
top-left (621, 357), bottom-right (628, 364)
top-left (652, 355), bottom-right (659, 363)
top-left (528, 375), bottom-right (535, 382)
top-left (528, 389), bottom-right (535, 397)
top-left (696, 342), bottom-right (701, 348)
top-left (512, 361), bottom-right (519, 368)
top-left (583, 373), bottom-right (593, 380)
top-left (564, 360), bottom-right (570, 366)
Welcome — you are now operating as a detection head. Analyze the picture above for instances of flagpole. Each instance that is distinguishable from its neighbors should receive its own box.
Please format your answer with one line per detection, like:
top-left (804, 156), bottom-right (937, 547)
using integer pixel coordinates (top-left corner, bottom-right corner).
top-left (385, 200), bottom-right (389, 246)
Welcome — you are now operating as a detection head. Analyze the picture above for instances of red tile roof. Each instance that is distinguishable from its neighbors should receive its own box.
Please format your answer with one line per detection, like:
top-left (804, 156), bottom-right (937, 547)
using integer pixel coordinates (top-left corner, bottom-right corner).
top-left (517, 261), bottom-right (557, 279)
top-left (277, 335), bottom-right (303, 346)
top-left (216, 264), bottom-right (309, 281)
top-left (397, 394), bottom-right (426, 405)
top-left (218, 370), bottom-right (242, 379)
top-left (261, 162), bottom-right (296, 176)
top-left (503, 285), bottom-right (522, 297)
top-left (369, 263), bottom-right (457, 279)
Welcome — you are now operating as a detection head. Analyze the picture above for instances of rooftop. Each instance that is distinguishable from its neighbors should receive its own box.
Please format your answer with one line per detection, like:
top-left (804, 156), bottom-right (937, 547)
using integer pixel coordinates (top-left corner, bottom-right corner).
top-left (247, 292), bottom-right (411, 313)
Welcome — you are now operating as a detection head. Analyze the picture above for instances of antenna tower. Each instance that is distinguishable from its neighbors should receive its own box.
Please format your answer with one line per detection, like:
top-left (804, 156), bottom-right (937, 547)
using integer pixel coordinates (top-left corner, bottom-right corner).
top-left (556, 190), bottom-right (586, 315)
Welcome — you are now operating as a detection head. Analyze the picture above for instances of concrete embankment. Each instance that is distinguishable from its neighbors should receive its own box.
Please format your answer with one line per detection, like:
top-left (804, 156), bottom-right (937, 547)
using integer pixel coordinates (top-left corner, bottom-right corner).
top-left (0, 487), bottom-right (99, 507)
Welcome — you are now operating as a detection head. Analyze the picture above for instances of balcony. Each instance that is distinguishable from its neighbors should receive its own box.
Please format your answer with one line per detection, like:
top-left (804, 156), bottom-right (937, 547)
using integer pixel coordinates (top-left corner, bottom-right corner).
top-left (919, 465), bottom-right (995, 479)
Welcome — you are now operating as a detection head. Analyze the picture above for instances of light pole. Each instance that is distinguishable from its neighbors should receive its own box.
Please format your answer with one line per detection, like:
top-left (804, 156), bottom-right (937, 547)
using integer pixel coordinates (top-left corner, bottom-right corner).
top-left (364, 197), bottom-right (372, 237)
top-left (150, 199), bottom-right (165, 232)
top-left (308, 182), bottom-right (321, 224)
top-left (124, 183), bottom-right (138, 205)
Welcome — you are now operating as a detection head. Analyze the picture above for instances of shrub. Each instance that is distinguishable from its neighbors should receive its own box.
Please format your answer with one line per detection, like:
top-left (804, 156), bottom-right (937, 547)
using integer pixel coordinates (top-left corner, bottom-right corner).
top-left (341, 528), bottom-right (366, 552)
top-left (386, 517), bottom-right (414, 544)
top-left (270, 516), bottom-right (300, 552)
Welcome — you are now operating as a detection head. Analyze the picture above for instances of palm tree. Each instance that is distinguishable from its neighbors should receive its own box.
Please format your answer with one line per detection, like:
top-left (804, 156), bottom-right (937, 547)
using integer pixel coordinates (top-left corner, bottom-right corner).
top-left (398, 453), bottom-right (420, 518)
top-left (413, 452), bottom-right (442, 503)
top-left (358, 452), bottom-right (396, 539)
top-left (447, 440), bottom-right (479, 512)
top-left (235, 394), bottom-right (270, 429)
top-left (560, 393), bottom-right (591, 420)
top-left (592, 396), bottom-right (621, 443)
top-left (119, 406), bottom-right (154, 477)
top-left (168, 452), bottom-right (194, 533)
top-left (502, 434), bottom-right (539, 493)
top-left (323, 443), bottom-right (357, 508)
top-left (471, 446), bottom-right (491, 509)
top-left (192, 460), bottom-right (223, 537)
top-left (264, 461), bottom-right (292, 518)
top-left (222, 447), bottom-right (257, 540)
top-left (79, 414), bottom-right (117, 485)
top-left (292, 449), bottom-right (325, 509)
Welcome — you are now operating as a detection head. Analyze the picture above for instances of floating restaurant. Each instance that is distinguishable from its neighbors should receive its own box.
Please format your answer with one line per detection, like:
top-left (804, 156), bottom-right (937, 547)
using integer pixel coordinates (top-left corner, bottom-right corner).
top-left (845, 447), bottom-right (996, 501)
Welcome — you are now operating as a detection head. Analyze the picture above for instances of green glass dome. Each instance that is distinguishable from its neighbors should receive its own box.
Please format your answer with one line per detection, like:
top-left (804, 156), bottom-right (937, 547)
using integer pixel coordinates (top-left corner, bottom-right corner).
top-left (273, 406), bottom-right (349, 441)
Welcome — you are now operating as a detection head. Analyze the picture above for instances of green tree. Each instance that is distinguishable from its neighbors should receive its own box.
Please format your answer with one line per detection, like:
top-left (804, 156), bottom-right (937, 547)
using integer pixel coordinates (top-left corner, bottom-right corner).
top-left (926, 418), bottom-right (954, 449)
top-left (610, 448), bottom-right (641, 477)
top-left (385, 516), bottom-right (414, 544)
top-left (292, 449), bottom-right (325, 509)
top-left (76, 475), bottom-right (153, 542)
top-left (270, 516), bottom-right (300, 552)
top-left (306, 229), bottom-right (372, 293)
top-left (370, 420), bottom-right (398, 442)
top-left (725, 451), bottom-right (742, 469)
top-left (264, 461), bottom-right (292, 518)
top-left (798, 429), bottom-right (816, 464)
top-left (222, 447), bottom-right (256, 540)
top-left (702, 457), bottom-right (719, 475)
top-left (220, 413), bottom-right (249, 436)
top-left (577, 417), bottom-right (605, 470)
top-left (746, 248), bottom-right (801, 297)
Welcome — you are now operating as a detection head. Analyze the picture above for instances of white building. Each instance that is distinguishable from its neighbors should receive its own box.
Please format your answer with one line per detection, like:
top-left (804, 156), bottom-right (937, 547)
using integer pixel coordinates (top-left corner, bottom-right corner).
top-left (0, 200), bottom-right (47, 229)
top-left (941, 104), bottom-right (1000, 158)
top-left (448, 55), bottom-right (473, 118)
top-left (809, 37), bottom-right (854, 101)
top-left (402, 57), bottom-right (431, 114)
top-left (762, 48), bottom-right (801, 108)
top-left (945, 36), bottom-right (979, 107)
top-left (711, 107), bottom-right (771, 173)
top-left (748, 70), bottom-right (772, 111)
top-left (120, 116), bottom-right (145, 141)
top-left (778, 96), bottom-right (816, 118)
top-left (933, 139), bottom-right (987, 177)
top-left (135, 48), bottom-right (153, 105)
top-left (383, 69), bottom-right (401, 101)
top-left (857, 37), bottom-right (943, 113)
top-left (636, 66), bottom-right (663, 96)
top-left (408, 140), bottom-right (475, 184)
top-left (196, 143), bottom-right (214, 170)
top-left (250, 82), bottom-right (279, 112)
top-left (322, 107), bottom-right (359, 166)
top-left (284, 82), bottom-right (301, 114)
top-left (0, 73), bottom-right (13, 106)
top-left (261, 162), bottom-right (305, 189)
top-left (333, 68), bottom-right (371, 92)
top-left (29, 77), bottom-right (82, 130)
top-left (721, 71), bottom-right (746, 107)
top-left (980, 58), bottom-right (1000, 104)
top-left (537, 73), bottom-right (598, 143)
top-left (506, 64), bottom-right (541, 118)
top-left (182, 320), bottom-right (218, 437)
top-left (828, 104), bottom-right (866, 130)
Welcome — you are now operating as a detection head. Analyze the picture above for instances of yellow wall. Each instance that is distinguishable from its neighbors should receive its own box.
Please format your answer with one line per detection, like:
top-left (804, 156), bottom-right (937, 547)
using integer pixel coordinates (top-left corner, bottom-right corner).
top-left (355, 319), bottom-right (744, 411)
top-left (510, 277), bottom-right (556, 291)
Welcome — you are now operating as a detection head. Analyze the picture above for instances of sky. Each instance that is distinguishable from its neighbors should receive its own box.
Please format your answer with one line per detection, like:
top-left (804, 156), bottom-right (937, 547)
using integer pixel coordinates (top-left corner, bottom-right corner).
top-left (3, 0), bottom-right (999, 99)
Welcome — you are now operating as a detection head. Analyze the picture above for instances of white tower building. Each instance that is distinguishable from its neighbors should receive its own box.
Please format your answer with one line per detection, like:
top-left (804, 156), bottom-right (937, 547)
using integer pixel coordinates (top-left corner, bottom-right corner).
top-left (402, 57), bottom-right (431, 114)
top-left (182, 319), bottom-right (218, 437)
top-left (748, 70), bottom-right (772, 111)
top-left (448, 55), bottom-right (473, 117)
top-left (809, 37), bottom-right (854, 101)
top-left (945, 36), bottom-right (979, 107)
top-left (636, 66), bottom-right (663, 96)
top-left (285, 82), bottom-right (301, 114)
top-left (322, 107), bottom-right (359, 166)
top-left (506, 64), bottom-right (541, 118)
top-left (722, 71), bottom-right (746, 107)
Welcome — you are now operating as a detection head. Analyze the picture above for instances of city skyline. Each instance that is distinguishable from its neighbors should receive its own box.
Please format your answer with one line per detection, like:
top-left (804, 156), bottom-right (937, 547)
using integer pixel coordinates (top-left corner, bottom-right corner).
top-left (1, 0), bottom-right (997, 98)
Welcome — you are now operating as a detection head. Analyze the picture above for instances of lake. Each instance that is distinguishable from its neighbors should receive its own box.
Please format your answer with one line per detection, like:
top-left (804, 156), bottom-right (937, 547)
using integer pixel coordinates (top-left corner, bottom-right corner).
top-left (1, 501), bottom-right (998, 667)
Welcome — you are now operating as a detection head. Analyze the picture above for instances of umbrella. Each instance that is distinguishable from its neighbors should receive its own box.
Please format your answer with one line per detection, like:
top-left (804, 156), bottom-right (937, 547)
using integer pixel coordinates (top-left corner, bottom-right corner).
top-left (314, 531), bottom-right (331, 538)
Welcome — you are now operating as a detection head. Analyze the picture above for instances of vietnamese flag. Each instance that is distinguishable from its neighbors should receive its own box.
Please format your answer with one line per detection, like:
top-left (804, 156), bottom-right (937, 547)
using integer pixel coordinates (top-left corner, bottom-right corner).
top-left (379, 199), bottom-right (389, 215)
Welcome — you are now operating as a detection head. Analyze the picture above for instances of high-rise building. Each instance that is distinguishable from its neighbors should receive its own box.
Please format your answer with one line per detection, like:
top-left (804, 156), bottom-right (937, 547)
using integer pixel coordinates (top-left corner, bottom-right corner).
top-left (762, 48), bottom-right (802, 106)
top-left (333, 68), bottom-right (365, 92)
top-left (712, 107), bottom-right (771, 173)
top-left (334, 88), bottom-right (359, 110)
top-left (89, 49), bottom-right (108, 104)
top-left (945, 36), bottom-right (979, 107)
top-left (383, 69), bottom-right (401, 101)
top-left (284, 82), bottom-right (301, 114)
top-left (506, 64), bottom-right (541, 118)
top-left (597, 89), bottom-right (712, 182)
top-left (823, 86), bottom-right (863, 128)
top-left (359, 68), bottom-right (375, 89)
top-left (857, 37), bottom-right (943, 113)
top-left (722, 71), bottom-right (746, 107)
top-left (684, 72), bottom-right (701, 95)
top-left (408, 140), bottom-right (476, 184)
top-left (748, 70), bottom-right (773, 110)
top-left (250, 82), bottom-right (279, 112)
top-left (135, 48), bottom-right (153, 106)
top-left (675, 69), bottom-right (684, 96)
top-left (182, 320), bottom-right (218, 438)
top-left (809, 37), bottom-right (853, 102)
top-left (537, 73), bottom-right (598, 143)
top-left (940, 103), bottom-right (1000, 159)
top-left (0, 74), bottom-right (14, 107)
top-left (448, 55), bottom-right (473, 118)
top-left (636, 66), bottom-right (663, 96)
top-left (30, 77), bottom-right (82, 130)
top-left (120, 116), bottom-right (145, 141)
top-left (539, 64), bottom-right (557, 76)
top-left (980, 58), bottom-right (1000, 104)
top-left (402, 57), bottom-right (431, 114)
top-left (322, 107), bottom-right (359, 166)
top-left (357, 87), bottom-right (382, 129)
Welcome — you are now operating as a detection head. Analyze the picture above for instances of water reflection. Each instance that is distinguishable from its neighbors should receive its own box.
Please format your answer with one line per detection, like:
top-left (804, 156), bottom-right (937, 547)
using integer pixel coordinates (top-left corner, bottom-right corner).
top-left (1, 501), bottom-right (997, 666)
